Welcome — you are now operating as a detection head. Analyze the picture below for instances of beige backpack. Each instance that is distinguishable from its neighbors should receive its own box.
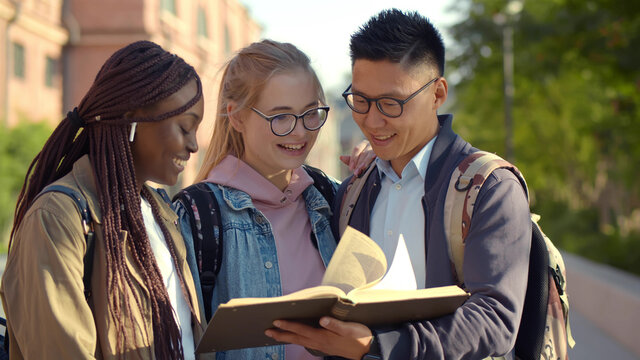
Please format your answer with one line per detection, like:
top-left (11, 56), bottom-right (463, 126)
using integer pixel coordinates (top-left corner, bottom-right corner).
top-left (444, 151), bottom-right (575, 360)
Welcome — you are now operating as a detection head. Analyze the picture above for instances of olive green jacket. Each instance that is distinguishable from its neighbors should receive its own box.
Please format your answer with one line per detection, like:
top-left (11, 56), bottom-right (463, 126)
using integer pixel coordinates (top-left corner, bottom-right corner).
top-left (1, 156), bottom-right (212, 359)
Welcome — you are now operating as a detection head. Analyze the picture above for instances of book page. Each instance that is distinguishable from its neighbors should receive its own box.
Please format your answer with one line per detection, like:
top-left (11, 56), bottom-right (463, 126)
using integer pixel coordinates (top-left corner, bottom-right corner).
top-left (223, 285), bottom-right (346, 307)
top-left (321, 226), bottom-right (388, 294)
top-left (369, 233), bottom-right (417, 291)
top-left (349, 285), bottom-right (467, 303)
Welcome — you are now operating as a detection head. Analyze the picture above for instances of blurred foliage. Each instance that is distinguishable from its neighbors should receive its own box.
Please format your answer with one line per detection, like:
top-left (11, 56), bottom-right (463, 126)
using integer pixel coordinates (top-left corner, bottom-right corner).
top-left (448, 0), bottom-right (640, 274)
top-left (0, 120), bottom-right (53, 245)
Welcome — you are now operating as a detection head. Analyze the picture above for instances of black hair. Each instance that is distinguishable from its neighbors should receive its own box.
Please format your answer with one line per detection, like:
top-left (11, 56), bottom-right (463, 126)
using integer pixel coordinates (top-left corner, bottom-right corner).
top-left (350, 8), bottom-right (446, 76)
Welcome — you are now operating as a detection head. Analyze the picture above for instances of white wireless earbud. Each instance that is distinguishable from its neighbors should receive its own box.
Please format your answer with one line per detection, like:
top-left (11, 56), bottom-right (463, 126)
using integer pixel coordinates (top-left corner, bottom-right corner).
top-left (129, 122), bottom-right (137, 142)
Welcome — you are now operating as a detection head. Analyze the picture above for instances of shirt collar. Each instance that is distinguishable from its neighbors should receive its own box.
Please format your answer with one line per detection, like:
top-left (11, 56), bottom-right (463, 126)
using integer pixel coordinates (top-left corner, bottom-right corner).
top-left (375, 135), bottom-right (437, 182)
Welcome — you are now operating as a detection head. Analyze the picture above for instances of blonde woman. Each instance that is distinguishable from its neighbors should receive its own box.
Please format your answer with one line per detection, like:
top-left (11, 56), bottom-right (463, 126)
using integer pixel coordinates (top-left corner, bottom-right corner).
top-left (174, 39), bottom-right (372, 360)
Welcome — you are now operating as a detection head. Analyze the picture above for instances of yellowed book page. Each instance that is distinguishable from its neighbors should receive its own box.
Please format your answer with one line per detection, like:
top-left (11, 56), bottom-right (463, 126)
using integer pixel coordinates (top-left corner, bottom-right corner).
top-left (223, 285), bottom-right (346, 307)
top-left (321, 226), bottom-right (388, 293)
top-left (348, 285), bottom-right (468, 303)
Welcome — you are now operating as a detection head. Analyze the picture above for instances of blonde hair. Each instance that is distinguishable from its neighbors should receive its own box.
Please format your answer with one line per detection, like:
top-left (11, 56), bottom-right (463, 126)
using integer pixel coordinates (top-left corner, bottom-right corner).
top-left (195, 39), bottom-right (326, 182)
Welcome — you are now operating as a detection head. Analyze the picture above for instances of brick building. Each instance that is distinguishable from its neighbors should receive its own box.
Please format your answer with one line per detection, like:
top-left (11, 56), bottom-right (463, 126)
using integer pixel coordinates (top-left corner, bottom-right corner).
top-left (1, 0), bottom-right (342, 187)
top-left (1, 0), bottom-right (261, 188)
top-left (0, 0), bottom-right (68, 127)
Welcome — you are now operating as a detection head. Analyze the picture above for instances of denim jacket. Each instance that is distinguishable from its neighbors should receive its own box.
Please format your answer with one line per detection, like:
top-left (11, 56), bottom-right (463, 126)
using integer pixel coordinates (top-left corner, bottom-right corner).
top-left (174, 181), bottom-right (338, 360)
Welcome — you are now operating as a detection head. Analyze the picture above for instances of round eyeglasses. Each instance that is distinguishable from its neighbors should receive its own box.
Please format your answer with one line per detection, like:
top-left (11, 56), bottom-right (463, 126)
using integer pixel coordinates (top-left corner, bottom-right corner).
top-left (250, 106), bottom-right (330, 136)
top-left (342, 77), bottom-right (439, 118)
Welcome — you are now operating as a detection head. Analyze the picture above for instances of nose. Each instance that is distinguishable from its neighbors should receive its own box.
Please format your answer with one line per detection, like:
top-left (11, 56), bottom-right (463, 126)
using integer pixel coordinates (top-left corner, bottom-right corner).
top-left (186, 131), bottom-right (198, 153)
top-left (362, 104), bottom-right (386, 129)
top-left (289, 117), bottom-right (306, 137)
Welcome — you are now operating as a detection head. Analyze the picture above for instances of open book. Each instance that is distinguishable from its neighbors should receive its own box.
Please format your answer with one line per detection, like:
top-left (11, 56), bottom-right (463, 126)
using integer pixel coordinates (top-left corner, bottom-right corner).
top-left (195, 226), bottom-right (469, 354)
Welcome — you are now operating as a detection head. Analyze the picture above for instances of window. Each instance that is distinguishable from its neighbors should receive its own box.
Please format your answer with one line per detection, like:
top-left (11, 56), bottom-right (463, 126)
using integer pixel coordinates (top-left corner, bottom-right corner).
top-left (45, 56), bottom-right (58, 87)
top-left (197, 6), bottom-right (208, 38)
top-left (13, 42), bottom-right (25, 79)
top-left (161, 0), bottom-right (176, 15)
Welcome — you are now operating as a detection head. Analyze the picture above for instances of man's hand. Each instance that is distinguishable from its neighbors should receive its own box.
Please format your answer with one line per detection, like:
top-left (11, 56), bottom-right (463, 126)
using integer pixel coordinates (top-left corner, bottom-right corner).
top-left (265, 316), bottom-right (373, 359)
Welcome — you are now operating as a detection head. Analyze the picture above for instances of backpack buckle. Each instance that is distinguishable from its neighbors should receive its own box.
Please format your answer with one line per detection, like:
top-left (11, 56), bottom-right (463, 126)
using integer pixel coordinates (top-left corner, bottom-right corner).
top-left (455, 175), bottom-right (474, 191)
top-left (81, 219), bottom-right (89, 235)
top-left (200, 270), bottom-right (217, 287)
top-left (551, 264), bottom-right (565, 295)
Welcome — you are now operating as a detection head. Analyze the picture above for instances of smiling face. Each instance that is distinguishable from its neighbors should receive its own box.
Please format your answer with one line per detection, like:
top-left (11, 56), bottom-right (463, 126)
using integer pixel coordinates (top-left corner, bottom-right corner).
top-left (231, 68), bottom-right (322, 189)
top-left (131, 79), bottom-right (204, 189)
top-left (351, 59), bottom-right (447, 176)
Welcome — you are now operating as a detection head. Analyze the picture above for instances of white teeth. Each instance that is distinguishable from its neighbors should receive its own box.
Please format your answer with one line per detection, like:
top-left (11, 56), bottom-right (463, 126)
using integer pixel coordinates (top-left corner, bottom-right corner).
top-left (281, 144), bottom-right (303, 150)
top-left (173, 158), bottom-right (187, 167)
top-left (374, 134), bottom-right (393, 141)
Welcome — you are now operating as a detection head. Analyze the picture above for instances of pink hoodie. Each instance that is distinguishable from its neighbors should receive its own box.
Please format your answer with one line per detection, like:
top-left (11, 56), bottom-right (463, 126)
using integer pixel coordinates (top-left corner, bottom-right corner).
top-left (204, 155), bottom-right (325, 296)
top-left (205, 155), bottom-right (326, 359)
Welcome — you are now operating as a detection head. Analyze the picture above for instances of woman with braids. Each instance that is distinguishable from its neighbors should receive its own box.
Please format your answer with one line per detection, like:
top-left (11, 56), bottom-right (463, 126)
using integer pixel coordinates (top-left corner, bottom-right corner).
top-left (0, 41), bottom-right (209, 359)
top-left (173, 39), bottom-right (373, 360)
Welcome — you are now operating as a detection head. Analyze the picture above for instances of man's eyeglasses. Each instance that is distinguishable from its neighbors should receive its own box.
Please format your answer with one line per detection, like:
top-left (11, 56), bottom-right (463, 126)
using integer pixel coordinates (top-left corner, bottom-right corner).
top-left (250, 106), bottom-right (330, 136)
top-left (342, 77), bottom-right (439, 118)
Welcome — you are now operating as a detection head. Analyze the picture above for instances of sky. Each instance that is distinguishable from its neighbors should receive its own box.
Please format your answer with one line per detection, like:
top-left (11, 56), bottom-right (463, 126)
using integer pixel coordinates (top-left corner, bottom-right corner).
top-left (239, 0), bottom-right (461, 92)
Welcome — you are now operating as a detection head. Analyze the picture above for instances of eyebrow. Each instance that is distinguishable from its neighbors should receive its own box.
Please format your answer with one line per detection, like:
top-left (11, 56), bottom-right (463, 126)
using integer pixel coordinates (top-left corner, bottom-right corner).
top-left (351, 86), bottom-right (404, 99)
top-left (268, 101), bottom-right (319, 113)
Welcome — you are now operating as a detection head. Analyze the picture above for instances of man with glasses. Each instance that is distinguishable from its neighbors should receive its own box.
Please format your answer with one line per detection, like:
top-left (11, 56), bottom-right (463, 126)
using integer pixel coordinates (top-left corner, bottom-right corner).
top-left (266, 8), bottom-right (531, 360)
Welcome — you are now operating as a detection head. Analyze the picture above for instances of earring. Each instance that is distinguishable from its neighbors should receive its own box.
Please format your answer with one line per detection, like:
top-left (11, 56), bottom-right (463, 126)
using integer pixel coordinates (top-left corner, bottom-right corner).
top-left (129, 122), bottom-right (137, 142)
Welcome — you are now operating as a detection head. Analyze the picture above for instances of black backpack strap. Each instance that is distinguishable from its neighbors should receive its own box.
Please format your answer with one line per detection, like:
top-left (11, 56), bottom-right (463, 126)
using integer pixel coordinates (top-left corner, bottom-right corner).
top-left (303, 164), bottom-right (336, 208)
top-left (514, 220), bottom-right (549, 358)
top-left (0, 316), bottom-right (7, 357)
top-left (40, 185), bottom-right (95, 300)
top-left (174, 183), bottom-right (223, 322)
top-left (302, 164), bottom-right (338, 250)
top-left (2, 185), bottom-right (96, 356)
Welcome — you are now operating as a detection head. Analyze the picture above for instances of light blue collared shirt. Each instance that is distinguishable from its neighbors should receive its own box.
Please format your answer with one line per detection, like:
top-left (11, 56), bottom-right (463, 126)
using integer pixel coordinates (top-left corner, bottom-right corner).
top-left (370, 136), bottom-right (437, 289)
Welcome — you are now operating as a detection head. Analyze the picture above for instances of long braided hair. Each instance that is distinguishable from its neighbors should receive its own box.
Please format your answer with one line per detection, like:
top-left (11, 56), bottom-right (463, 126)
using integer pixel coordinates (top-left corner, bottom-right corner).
top-left (10, 41), bottom-right (202, 359)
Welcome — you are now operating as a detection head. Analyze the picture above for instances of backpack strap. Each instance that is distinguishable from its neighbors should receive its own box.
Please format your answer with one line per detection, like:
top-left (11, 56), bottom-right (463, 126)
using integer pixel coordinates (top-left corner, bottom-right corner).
top-left (303, 164), bottom-right (337, 208)
top-left (443, 152), bottom-right (576, 356)
top-left (2, 186), bottom-right (96, 360)
top-left (174, 183), bottom-right (223, 322)
top-left (303, 164), bottom-right (340, 250)
top-left (442, 152), bottom-right (525, 360)
top-left (443, 151), bottom-right (524, 287)
top-left (531, 215), bottom-right (576, 350)
top-left (39, 185), bottom-right (96, 300)
top-left (0, 316), bottom-right (6, 355)
top-left (338, 163), bottom-right (377, 237)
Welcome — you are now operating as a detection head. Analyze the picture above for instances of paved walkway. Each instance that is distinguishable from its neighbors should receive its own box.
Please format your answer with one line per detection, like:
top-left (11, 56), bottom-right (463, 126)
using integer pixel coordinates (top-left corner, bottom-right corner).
top-left (568, 306), bottom-right (638, 359)
top-left (564, 252), bottom-right (640, 359)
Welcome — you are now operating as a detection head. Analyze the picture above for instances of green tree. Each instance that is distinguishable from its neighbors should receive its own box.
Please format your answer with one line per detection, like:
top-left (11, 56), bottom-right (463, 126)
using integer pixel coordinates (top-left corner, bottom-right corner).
top-left (0, 120), bottom-right (53, 247)
top-left (448, 0), bottom-right (640, 274)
